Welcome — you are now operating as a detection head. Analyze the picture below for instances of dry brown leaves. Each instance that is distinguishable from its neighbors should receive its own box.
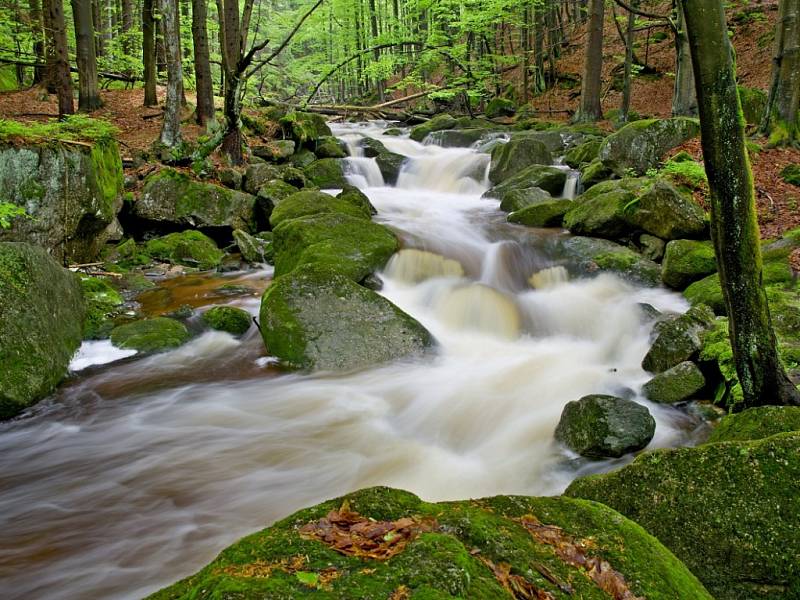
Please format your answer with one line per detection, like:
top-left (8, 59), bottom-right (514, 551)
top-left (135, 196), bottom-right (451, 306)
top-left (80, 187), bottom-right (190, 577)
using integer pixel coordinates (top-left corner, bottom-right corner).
top-left (298, 501), bottom-right (437, 560)
top-left (219, 555), bottom-right (341, 589)
top-left (518, 515), bottom-right (645, 600)
top-left (477, 556), bottom-right (556, 600)
top-left (388, 585), bottom-right (411, 600)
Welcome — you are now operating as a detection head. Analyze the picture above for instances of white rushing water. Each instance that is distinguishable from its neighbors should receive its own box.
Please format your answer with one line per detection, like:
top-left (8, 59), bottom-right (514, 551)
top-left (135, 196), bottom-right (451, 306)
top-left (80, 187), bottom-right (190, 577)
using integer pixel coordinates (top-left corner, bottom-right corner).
top-left (0, 121), bottom-right (695, 600)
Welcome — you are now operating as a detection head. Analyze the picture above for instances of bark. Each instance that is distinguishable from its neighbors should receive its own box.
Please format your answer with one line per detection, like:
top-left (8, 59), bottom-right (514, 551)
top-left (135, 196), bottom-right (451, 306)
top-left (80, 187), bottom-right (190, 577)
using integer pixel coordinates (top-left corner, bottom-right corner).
top-left (160, 0), bottom-right (183, 146)
top-left (121, 0), bottom-right (133, 55)
top-left (92, 0), bottom-right (104, 57)
top-left (72, 0), bottom-right (103, 111)
top-left (221, 0), bottom-right (244, 164)
top-left (192, 0), bottom-right (215, 126)
top-left (368, 0), bottom-right (383, 100)
top-left (761, 0), bottom-right (800, 142)
top-left (576, 0), bottom-right (604, 122)
top-left (29, 0), bottom-right (46, 84)
top-left (672, 0), bottom-right (698, 116)
top-left (44, 0), bottom-right (73, 116)
top-left (681, 0), bottom-right (800, 408)
top-left (620, 1), bottom-right (636, 121)
top-left (142, 0), bottom-right (158, 106)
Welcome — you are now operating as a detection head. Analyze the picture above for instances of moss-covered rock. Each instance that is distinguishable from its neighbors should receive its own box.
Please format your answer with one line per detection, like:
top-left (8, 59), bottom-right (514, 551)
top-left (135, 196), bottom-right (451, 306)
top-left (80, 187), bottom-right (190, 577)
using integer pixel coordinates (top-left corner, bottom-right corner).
top-left (555, 394), bottom-right (655, 458)
top-left (566, 432), bottom-right (800, 600)
top-left (559, 236), bottom-right (662, 287)
top-left (269, 190), bottom-right (372, 229)
top-left (508, 200), bottom-right (571, 228)
top-left (738, 86), bottom-right (768, 126)
top-left (485, 97), bottom-right (516, 118)
top-left (564, 138), bottom-right (603, 168)
top-left (707, 406), bottom-right (800, 443)
top-left (639, 233), bottom-right (665, 261)
top-left (259, 266), bottom-right (433, 371)
top-left (288, 148), bottom-right (318, 169)
top-left (642, 304), bottom-right (715, 373)
top-left (0, 242), bottom-right (85, 419)
top-left (251, 139), bottom-right (296, 162)
top-left (484, 165), bottom-right (567, 199)
top-left (598, 117), bottom-right (700, 176)
top-left (109, 317), bottom-right (190, 353)
top-left (304, 158), bottom-right (347, 188)
top-left (254, 179), bottom-right (298, 229)
top-left (498, 187), bottom-right (552, 213)
top-left (0, 137), bottom-right (124, 262)
top-left (488, 138), bottom-right (552, 185)
top-left (580, 158), bottom-right (614, 190)
top-left (279, 112), bottom-right (333, 147)
top-left (425, 128), bottom-right (488, 148)
top-left (314, 136), bottom-right (347, 159)
top-left (136, 168), bottom-right (256, 233)
top-left (81, 275), bottom-right (124, 340)
top-left (233, 229), bottom-right (270, 263)
top-left (661, 239), bottom-right (717, 290)
top-left (144, 230), bottom-right (224, 270)
top-left (337, 185), bottom-right (376, 216)
top-left (642, 361), bottom-right (706, 403)
top-left (272, 212), bottom-right (398, 282)
top-left (375, 151), bottom-right (406, 185)
top-left (409, 114), bottom-right (458, 142)
top-left (683, 273), bottom-right (726, 314)
top-left (202, 306), bottom-right (252, 336)
top-left (148, 486), bottom-right (712, 600)
top-left (359, 137), bottom-right (387, 157)
top-left (243, 163), bottom-right (281, 194)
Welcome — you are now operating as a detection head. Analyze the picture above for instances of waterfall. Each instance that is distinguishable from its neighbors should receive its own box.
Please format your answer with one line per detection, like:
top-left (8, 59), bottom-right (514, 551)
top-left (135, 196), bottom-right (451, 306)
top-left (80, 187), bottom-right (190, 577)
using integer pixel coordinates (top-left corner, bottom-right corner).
top-left (562, 170), bottom-right (582, 200)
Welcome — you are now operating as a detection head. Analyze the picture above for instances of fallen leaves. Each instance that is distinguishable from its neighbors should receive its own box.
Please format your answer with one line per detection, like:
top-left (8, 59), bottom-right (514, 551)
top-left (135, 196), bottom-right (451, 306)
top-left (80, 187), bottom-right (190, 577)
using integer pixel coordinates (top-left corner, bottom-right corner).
top-left (218, 554), bottom-right (341, 590)
top-left (477, 556), bottom-right (556, 600)
top-left (298, 501), bottom-right (437, 560)
top-left (518, 515), bottom-right (645, 600)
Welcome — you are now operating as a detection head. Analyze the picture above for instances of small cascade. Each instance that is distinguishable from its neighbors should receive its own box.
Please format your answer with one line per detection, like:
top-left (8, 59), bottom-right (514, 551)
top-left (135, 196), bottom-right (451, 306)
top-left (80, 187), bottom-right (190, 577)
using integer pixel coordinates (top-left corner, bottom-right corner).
top-left (562, 170), bottom-right (582, 200)
top-left (384, 249), bottom-right (465, 284)
top-left (435, 283), bottom-right (522, 340)
top-left (480, 241), bottom-right (540, 293)
top-left (529, 266), bottom-right (570, 290)
top-left (397, 150), bottom-right (490, 194)
top-left (343, 156), bottom-right (385, 188)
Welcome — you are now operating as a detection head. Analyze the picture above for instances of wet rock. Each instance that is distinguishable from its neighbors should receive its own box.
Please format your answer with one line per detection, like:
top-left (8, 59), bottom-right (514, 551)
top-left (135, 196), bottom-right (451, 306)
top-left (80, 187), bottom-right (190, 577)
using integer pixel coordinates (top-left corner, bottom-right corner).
top-left (359, 137), bottom-right (387, 157)
top-left (642, 304), bottom-right (715, 373)
top-left (409, 114), bottom-right (458, 142)
top-left (144, 230), bottom-right (224, 271)
top-left (488, 138), bottom-right (553, 185)
top-left (202, 306), bottom-right (252, 336)
top-left (0, 138), bottom-right (124, 262)
top-left (484, 164), bottom-right (567, 198)
top-left (314, 136), bottom-right (347, 159)
top-left (270, 190), bottom-right (373, 229)
top-left (706, 406), bottom-right (800, 443)
top-left (147, 486), bottom-right (711, 600)
top-left (110, 317), bottom-right (190, 354)
top-left (383, 127), bottom-right (403, 136)
top-left (599, 117), bottom-right (700, 176)
top-left (566, 432), bottom-right (800, 600)
top-left (375, 151), bottom-right (406, 185)
top-left (0, 242), bottom-right (85, 419)
top-left (81, 275), bottom-right (125, 340)
top-left (559, 236), bottom-right (662, 287)
top-left (510, 127), bottom-right (592, 154)
top-left (425, 128), bottom-right (487, 148)
top-left (136, 168), bottom-right (256, 232)
top-left (304, 158), bottom-right (347, 188)
top-left (498, 187), bottom-right (552, 213)
top-left (260, 265), bottom-right (433, 371)
top-left (337, 185), bottom-right (376, 216)
top-left (661, 239), bottom-right (717, 289)
top-left (384, 249), bottom-right (464, 283)
top-left (233, 229), bottom-right (270, 263)
top-left (508, 200), bottom-right (571, 228)
top-left (555, 394), bottom-right (655, 458)
top-left (642, 361), bottom-right (706, 403)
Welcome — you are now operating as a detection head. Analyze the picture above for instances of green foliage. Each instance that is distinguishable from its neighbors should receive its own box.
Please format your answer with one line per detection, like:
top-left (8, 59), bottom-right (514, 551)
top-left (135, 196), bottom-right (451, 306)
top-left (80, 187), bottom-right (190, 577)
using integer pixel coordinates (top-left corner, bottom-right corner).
top-left (0, 202), bottom-right (27, 229)
top-left (0, 116), bottom-right (118, 144)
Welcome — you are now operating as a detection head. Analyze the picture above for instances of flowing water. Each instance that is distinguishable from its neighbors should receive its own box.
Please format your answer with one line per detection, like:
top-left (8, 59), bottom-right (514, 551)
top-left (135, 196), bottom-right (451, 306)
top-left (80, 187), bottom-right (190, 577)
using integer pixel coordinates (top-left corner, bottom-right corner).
top-left (0, 122), bottom-right (698, 600)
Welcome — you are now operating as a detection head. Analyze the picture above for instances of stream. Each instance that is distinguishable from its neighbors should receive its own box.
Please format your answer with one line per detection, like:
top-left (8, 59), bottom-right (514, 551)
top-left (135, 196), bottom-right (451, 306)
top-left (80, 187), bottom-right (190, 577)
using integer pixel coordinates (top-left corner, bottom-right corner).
top-left (0, 122), bottom-right (698, 599)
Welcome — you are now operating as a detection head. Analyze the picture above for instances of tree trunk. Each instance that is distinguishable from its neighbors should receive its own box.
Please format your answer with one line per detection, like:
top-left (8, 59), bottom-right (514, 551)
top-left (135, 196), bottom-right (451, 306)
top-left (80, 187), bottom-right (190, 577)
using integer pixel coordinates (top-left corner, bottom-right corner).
top-left (621, 1), bottom-right (636, 121)
top-left (672, 0), bottom-right (698, 116)
top-left (681, 0), bottom-right (800, 408)
top-left (192, 0), bottom-right (215, 126)
top-left (160, 0), bottom-right (183, 146)
top-left (575, 0), bottom-right (604, 122)
top-left (221, 0), bottom-right (243, 164)
top-left (44, 0), bottom-right (73, 116)
top-left (72, 0), bottom-right (103, 111)
top-left (368, 0), bottom-right (383, 100)
top-left (142, 0), bottom-right (158, 106)
top-left (92, 0), bottom-right (104, 57)
top-left (761, 0), bottom-right (800, 143)
top-left (121, 0), bottom-right (133, 55)
top-left (29, 0), bottom-right (46, 84)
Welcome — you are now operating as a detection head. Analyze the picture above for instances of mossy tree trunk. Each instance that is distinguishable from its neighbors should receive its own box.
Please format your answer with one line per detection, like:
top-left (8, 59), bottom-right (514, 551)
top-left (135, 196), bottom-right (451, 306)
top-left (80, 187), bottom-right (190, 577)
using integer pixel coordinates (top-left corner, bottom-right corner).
top-left (142, 0), bottom-right (157, 106)
top-left (71, 0), bottom-right (102, 111)
top-left (159, 0), bottom-right (183, 147)
top-left (575, 0), bottom-right (604, 122)
top-left (760, 0), bottom-right (800, 145)
top-left (681, 1), bottom-right (800, 409)
top-left (672, 0), bottom-right (697, 116)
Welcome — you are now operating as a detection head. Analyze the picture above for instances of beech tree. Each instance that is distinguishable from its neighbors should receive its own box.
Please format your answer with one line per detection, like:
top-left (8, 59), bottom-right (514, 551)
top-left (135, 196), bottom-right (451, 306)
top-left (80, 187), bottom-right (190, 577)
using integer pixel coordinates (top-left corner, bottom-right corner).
top-left (681, 0), bottom-right (800, 409)
top-left (761, 0), bottom-right (800, 144)
top-left (192, 0), bottom-right (215, 127)
top-left (44, 0), bottom-right (73, 117)
top-left (143, 0), bottom-right (158, 106)
top-left (160, 0), bottom-right (183, 146)
top-left (71, 0), bottom-right (102, 111)
top-left (575, 0), bottom-right (604, 122)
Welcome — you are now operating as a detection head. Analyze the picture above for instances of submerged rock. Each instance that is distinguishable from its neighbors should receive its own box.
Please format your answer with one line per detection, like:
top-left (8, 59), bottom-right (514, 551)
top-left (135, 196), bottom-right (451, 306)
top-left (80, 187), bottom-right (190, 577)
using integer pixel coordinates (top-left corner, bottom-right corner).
top-left (147, 486), bottom-right (712, 600)
top-left (202, 306), bottom-right (252, 336)
top-left (110, 317), bottom-right (190, 354)
top-left (488, 138), bottom-right (552, 185)
top-left (566, 432), bottom-right (800, 600)
top-left (555, 394), bottom-right (655, 458)
top-left (642, 360), bottom-right (706, 404)
top-left (0, 242), bottom-right (84, 419)
top-left (260, 266), bottom-right (434, 371)
top-left (384, 248), bottom-right (464, 283)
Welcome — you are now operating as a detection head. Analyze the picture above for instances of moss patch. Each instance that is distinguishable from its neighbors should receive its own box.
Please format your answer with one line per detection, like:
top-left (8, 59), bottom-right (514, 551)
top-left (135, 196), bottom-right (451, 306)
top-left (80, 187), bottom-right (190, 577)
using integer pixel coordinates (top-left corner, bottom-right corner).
top-left (202, 306), bottom-right (252, 336)
top-left (707, 406), bottom-right (800, 443)
top-left (81, 275), bottom-right (124, 340)
top-left (269, 190), bottom-right (371, 228)
top-left (144, 231), bottom-right (224, 271)
top-left (110, 317), bottom-right (190, 353)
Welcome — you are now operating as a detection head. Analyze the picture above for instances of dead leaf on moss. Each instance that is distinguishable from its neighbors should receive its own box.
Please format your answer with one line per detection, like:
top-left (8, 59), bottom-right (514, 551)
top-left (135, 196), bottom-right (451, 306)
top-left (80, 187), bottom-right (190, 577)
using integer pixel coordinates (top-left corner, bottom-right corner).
top-left (517, 515), bottom-right (644, 600)
top-left (389, 584), bottom-right (411, 600)
top-left (219, 555), bottom-right (340, 590)
top-left (477, 556), bottom-right (556, 600)
top-left (298, 502), bottom-right (437, 560)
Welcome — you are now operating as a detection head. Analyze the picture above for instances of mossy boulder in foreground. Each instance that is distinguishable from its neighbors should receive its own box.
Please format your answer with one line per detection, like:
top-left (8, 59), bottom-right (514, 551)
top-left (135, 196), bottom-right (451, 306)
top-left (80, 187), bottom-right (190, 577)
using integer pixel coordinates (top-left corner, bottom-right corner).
top-left (148, 486), bottom-right (711, 600)
top-left (259, 266), bottom-right (434, 371)
top-left (641, 360), bottom-right (706, 404)
top-left (110, 317), bottom-right (190, 353)
top-left (642, 304), bottom-right (715, 373)
top-left (304, 158), bottom-right (347, 188)
top-left (706, 405), bottom-right (800, 443)
top-left (0, 242), bottom-right (85, 419)
top-left (566, 432), bottom-right (800, 600)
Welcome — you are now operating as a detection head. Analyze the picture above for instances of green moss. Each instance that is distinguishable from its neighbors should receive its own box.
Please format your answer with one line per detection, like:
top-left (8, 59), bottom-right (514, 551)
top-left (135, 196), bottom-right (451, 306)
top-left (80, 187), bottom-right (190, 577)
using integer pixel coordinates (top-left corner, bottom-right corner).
top-left (81, 275), bottom-right (124, 340)
top-left (110, 317), bottom-right (190, 353)
top-left (567, 432), bottom-right (800, 600)
top-left (0, 65), bottom-right (17, 91)
top-left (410, 114), bottom-right (458, 142)
top-left (269, 190), bottom-right (371, 229)
top-left (662, 239), bottom-right (717, 290)
top-left (144, 231), bottom-right (224, 271)
top-left (485, 97), bottom-right (516, 118)
top-left (642, 361), bottom-right (706, 404)
top-left (488, 138), bottom-right (552, 185)
top-left (279, 111), bottom-right (333, 146)
top-left (507, 200), bottom-right (571, 228)
top-left (660, 158), bottom-right (708, 192)
top-left (0, 115), bottom-right (118, 144)
top-left (148, 486), bottom-right (711, 600)
top-left (202, 306), bottom-right (252, 336)
top-left (684, 273), bottom-right (726, 314)
top-left (737, 86), bottom-right (768, 125)
top-left (89, 139), bottom-right (124, 217)
top-left (564, 138), bottom-right (603, 168)
top-left (303, 158), bottom-right (346, 188)
top-left (780, 164), bottom-right (800, 187)
top-left (707, 406), bottom-right (800, 443)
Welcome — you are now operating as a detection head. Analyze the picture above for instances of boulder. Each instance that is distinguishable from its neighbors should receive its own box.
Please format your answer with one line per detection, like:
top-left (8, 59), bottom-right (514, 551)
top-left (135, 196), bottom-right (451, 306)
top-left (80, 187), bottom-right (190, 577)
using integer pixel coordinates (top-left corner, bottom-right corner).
top-left (254, 179), bottom-right (299, 229)
top-left (144, 230), bottom-right (224, 270)
top-left (304, 158), bottom-right (347, 188)
top-left (508, 200), bottom-right (571, 228)
top-left (314, 136), bottom-right (347, 159)
top-left (110, 317), bottom-right (190, 354)
top-left (359, 137), bottom-right (387, 157)
top-left (580, 157), bottom-right (614, 190)
top-left (147, 486), bottom-right (711, 600)
top-left (555, 394), bottom-right (656, 458)
top-left (639, 233), bottom-right (665, 261)
top-left (272, 212), bottom-right (398, 282)
top-left (484, 165), bottom-right (567, 199)
top-left (136, 168), bottom-right (256, 233)
top-left (409, 114), bottom-right (458, 142)
top-left (202, 306), bottom-right (252, 336)
top-left (684, 273), bottom-right (726, 314)
top-left (337, 185), bottom-right (376, 216)
top-left (661, 239), bottom-right (717, 289)
top-left (566, 432), bottom-right (800, 600)
top-left (424, 128), bottom-right (488, 148)
top-left (485, 97), bottom-right (516, 118)
top-left (81, 275), bottom-right (124, 340)
top-left (510, 127), bottom-right (593, 154)
top-left (279, 111), bottom-right (332, 147)
top-left (288, 148), bottom-right (317, 169)
top-left (270, 190), bottom-right (372, 229)
top-left (558, 236), bottom-right (662, 287)
top-left (564, 138), bottom-right (603, 168)
top-left (375, 151), bottom-right (406, 185)
top-left (252, 140), bottom-right (295, 162)
top-left (642, 361), bottom-right (706, 403)
top-left (259, 266), bottom-right (433, 371)
top-left (707, 406), bottom-right (800, 443)
top-left (243, 163), bottom-right (281, 194)
top-left (598, 117), bottom-right (700, 176)
top-left (642, 304), bottom-right (715, 373)
top-left (0, 242), bottom-right (84, 419)
top-left (498, 187), bottom-right (552, 213)
top-left (233, 229), bottom-right (270, 263)
top-left (738, 86), bottom-right (768, 126)
top-left (278, 165), bottom-right (307, 189)
top-left (0, 138), bottom-right (124, 262)
top-left (488, 138), bottom-right (553, 185)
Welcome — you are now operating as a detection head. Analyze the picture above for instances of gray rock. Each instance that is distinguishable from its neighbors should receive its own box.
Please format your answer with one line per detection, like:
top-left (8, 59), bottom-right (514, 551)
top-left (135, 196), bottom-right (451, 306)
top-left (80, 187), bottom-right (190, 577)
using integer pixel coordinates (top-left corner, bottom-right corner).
top-left (558, 236), bottom-right (662, 287)
top-left (244, 163), bottom-right (281, 194)
top-left (484, 164), bottom-right (567, 199)
top-left (489, 138), bottom-right (553, 185)
top-left (376, 152), bottom-right (406, 185)
top-left (639, 234), bottom-right (665, 262)
top-left (642, 361), bottom-right (706, 403)
top-left (498, 187), bottom-right (553, 213)
top-left (233, 229), bottom-right (270, 263)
